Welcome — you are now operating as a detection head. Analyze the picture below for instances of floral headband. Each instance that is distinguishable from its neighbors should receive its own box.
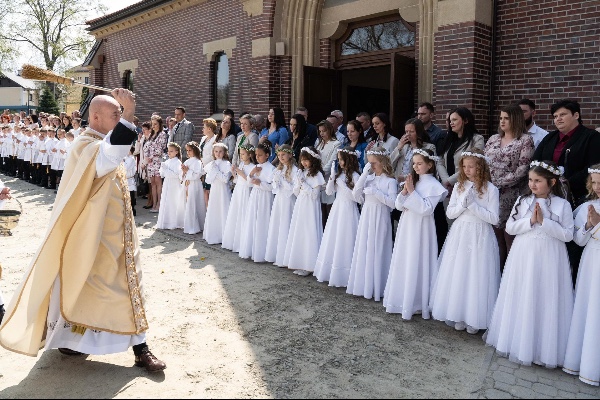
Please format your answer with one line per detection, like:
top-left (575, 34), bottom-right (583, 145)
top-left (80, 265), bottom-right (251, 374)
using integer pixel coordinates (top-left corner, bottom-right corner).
top-left (239, 143), bottom-right (255, 152)
top-left (366, 149), bottom-right (389, 157)
top-left (337, 148), bottom-right (360, 157)
top-left (213, 142), bottom-right (228, 151)
top-left (276, 147), bottom-right (293, 154)
top-left (589, 168), bottom-right (600, 174)
top-left (301, 147), bottom-right (321, 159)
top-left (461, 151), bottom-right (490, 164)
top-left (530, 161), bottom-right (563, 176)
top-left (413, 148), bottom-right (440, 162)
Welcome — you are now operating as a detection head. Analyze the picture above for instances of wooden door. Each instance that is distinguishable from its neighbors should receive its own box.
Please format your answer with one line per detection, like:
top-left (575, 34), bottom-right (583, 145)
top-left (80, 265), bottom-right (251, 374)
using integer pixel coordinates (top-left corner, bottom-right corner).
top-left (390, 53), bottom-right (416, 134)
top-left (303, 66), bottom-right (341, 125)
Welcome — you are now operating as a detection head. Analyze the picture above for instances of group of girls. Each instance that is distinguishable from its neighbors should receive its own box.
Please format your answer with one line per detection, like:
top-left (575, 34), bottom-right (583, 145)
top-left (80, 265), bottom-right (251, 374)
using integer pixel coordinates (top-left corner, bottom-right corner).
top-left (152, 115), bottom-right (600, 386)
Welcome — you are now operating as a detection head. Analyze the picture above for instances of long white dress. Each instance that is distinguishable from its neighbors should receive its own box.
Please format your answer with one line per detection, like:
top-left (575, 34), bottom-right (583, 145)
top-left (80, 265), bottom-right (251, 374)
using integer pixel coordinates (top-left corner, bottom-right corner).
top-left (563, 200), bottom-right (600, 385)
top-left (265, 165), bottom-right (298, 266)
top-left (316, 140), bottom-right (341, 204)
top-left (203, 159), bottom-right (232, 244)
top-left (157, 157), bottom-right (184, 229)
top-left (222, 162), bottom-right (255, 252)
top-left (182, 157), bottom-right (206, 234)
top-left (430, 181), bottom-right (501, 329)
top-left (314, 171), bottom-right (360, 286)
top-left (238, 161), bottom-right (275, 262)
top-left (484, 195), bottom-right (574, 368)
top-left (383, 174), bottom-right (447, 320)
top-left (283, 170), bottom-right (325, 271)
top-left (346, 171), bottom-right (397, 301)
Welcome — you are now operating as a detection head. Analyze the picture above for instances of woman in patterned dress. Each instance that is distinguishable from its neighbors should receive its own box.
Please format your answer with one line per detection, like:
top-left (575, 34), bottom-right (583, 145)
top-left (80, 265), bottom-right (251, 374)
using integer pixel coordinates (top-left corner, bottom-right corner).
top-left (484, 104), bottom-right (535, 268)
top-left (147, 116), bottom-right (168, 212)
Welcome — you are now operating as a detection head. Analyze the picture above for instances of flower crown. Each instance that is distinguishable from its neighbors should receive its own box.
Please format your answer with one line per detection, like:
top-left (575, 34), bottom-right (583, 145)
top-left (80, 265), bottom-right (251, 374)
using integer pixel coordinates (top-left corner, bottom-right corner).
top-left (461, 151), bottom-right (490, 164)
top-left (239, 143), bottom-right (255, 152)
top-left (530, 161), bottom-right (563, 176)
top-left (276, 147), bottom-right (293, 154)
top-left (366, 149), bottom-right (389, 157)
top-left (413, 148), bottom-right (440, 162)
top-left (589, 168), bottom-right (600, 174)
top-left (301, 147), bottom-right (321, 159)
top-left (213, 142), bottom-right (228, 151)
top-left (337, 148), bottom-right (360, 157)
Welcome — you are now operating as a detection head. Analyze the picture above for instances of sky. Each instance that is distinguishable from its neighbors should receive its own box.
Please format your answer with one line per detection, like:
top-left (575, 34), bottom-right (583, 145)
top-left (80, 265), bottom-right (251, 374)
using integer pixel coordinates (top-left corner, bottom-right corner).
top-left (95, 0), bottom-right (142, 17)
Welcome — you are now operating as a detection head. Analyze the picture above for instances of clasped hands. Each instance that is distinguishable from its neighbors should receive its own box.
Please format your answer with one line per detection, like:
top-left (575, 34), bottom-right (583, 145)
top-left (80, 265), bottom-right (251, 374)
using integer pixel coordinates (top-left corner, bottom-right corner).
top-left (586, 205), bottom-right (600, 230)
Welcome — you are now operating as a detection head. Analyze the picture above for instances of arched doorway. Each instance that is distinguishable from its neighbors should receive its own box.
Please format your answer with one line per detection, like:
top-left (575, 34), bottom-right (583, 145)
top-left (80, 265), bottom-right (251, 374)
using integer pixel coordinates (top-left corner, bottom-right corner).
top-left (304, 14), bottom-right (416, 133)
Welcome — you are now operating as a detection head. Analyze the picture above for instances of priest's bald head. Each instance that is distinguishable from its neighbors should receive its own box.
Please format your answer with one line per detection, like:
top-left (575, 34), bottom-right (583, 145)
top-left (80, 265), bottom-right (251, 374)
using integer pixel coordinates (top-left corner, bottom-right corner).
top-left (88, 89), bottom-right (136, 135)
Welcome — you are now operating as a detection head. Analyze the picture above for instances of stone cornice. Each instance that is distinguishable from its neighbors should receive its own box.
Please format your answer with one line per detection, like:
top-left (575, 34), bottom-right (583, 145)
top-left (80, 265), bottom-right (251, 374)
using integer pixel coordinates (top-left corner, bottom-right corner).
top-left (87, 0), bottom-right (208, 39)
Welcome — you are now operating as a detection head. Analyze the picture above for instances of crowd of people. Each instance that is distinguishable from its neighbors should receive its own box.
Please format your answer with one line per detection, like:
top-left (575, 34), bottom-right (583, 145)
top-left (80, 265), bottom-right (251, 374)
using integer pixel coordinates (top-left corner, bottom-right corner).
top-left (1, 98), bottom-right (600, 384)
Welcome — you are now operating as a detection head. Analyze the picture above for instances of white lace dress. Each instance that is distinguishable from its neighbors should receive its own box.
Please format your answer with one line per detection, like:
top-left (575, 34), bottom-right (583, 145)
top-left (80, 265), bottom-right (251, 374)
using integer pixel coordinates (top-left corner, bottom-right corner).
top-left (283, 170), bottom-right (325, 271)
top-left (238, 162), bottom-right (275, 262)
top-left (430, 181), bottom-right (501, 329)
top-left (346, 172), bottom-right (397, 301)
top-left (182, 157), bottom-right (206, 234)
top-left (157, 157), bottom-right (184, 229)
top-left (203, 159), bottom-right (232, 244)
top-left (265, 165), bottom-right (298, 266)
top-left (484, 195), bottom-right (574, 368)
top-left (222, 162), bottom-right (255, 252)
top-left (314, 172), bottom-right (360, 286)
top-left (383, 174), bottom-right (447, 320)
top-left (563, 200), bottom-right (600, 385)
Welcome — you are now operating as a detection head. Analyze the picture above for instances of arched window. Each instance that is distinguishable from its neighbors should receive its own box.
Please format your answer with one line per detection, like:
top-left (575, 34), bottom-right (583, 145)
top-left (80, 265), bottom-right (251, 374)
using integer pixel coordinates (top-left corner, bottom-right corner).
top-left (122, 70), bottom-right (133, 92)
top-left (214, 52), bottom-right (230, 112)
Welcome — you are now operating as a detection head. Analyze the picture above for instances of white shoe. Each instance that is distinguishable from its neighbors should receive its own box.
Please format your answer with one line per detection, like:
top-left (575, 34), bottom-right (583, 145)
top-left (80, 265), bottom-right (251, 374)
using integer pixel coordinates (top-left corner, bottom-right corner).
top-left (295, 270), bottom-right (312, 277)
top-left (466, 326), bottom-right (479, 335)
top-left (292, 270), bottom-right (300, 275)
top-left (455, 322), bottom-right (467, 331)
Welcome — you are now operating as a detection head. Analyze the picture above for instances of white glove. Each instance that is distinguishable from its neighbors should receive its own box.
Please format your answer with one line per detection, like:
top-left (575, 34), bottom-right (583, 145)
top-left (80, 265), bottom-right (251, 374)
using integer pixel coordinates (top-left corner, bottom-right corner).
top-left (462, 188), bottom-right (475, 208)
top-left (331, 160), bottom-right (337, 175)
top-left (363, 162), bottom-right (372, 174)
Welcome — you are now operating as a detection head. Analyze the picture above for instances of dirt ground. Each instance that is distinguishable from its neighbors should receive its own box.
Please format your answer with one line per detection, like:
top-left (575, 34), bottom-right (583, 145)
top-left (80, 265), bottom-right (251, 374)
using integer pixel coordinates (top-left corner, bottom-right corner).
top-left (0, 173), bottom-right (489, 398)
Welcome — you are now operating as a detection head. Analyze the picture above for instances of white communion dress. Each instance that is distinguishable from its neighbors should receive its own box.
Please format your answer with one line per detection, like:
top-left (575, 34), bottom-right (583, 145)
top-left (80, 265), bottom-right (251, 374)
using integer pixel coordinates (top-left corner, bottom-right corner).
top-left (238, 162), bottom-right (275, 262)
top-left (484, 195), bottom-right (574, 368)
top-left (157, 157), bottom-right (184, 229)
top-left (563, 199), bottom-right (600, 385)
top-left (203, 159), bottom-right (232, 244)
top-left (222, 162), bottom-right (255, 252)
top-left (383, 174), bottom-right (447, 320)
top-left (265, 165), bottom-right (298, 266)
top-left (346, 168), bottom-right (397, 301)
top-left (314, 171), bottom-right (360, 287)
top-left (430, 180), bottom-right (501, 330)
top-left (283, 170), bottom-right (325, 272)
top-left (182, 157), bottom-right (206, 234)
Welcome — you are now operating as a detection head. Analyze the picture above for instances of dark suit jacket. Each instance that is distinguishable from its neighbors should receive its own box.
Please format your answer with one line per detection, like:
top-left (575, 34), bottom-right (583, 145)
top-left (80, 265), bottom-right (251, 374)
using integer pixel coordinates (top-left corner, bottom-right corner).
top-left (306, 123), bottom-right (318, 140)
top-left (533, 124), bottom-right (600, 204)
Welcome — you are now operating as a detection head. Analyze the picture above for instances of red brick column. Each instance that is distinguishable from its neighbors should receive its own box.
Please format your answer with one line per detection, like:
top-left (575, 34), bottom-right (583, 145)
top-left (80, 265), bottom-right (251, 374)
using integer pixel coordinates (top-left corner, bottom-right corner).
top-left (433, 21), bottom-right (492, 135)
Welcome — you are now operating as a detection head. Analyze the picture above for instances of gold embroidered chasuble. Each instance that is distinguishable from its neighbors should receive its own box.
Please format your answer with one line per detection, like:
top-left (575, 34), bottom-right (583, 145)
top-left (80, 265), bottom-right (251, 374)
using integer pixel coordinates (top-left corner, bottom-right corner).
top-left (0, 130), bottom-right (148, 356)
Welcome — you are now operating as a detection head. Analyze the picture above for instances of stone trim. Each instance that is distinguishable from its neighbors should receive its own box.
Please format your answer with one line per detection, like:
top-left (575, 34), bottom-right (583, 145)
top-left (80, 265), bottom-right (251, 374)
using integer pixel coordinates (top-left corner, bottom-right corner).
top-left (117, 59), bottom-right (139, 76)
top-left (203, 37), bottom-right (237, 62)
top-left (241, 0), bottom-right (264, 16)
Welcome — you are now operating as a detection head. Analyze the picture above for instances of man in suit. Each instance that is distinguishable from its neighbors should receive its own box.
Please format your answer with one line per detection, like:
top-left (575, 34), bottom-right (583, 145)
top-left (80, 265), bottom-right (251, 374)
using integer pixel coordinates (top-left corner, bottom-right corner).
top-left (356, 112), bottom-right (372, 139)
top-left (172, 106), bottom-right (195, 159)
top-left (295, 106), bottom-right (318, 140)
top-left (331, 109), bottom-right (347, 141)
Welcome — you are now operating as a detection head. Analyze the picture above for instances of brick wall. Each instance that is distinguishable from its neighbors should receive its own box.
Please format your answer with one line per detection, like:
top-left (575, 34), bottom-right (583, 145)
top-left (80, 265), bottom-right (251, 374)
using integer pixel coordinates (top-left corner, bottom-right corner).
top-left (433, 21), bottom-right (492, 136)
top-left (319, 38), bottom-right (331, 68)
top-left (494, 0), bottom-right (600, 132)
top-left (89, 0), bottom-right (290, 140)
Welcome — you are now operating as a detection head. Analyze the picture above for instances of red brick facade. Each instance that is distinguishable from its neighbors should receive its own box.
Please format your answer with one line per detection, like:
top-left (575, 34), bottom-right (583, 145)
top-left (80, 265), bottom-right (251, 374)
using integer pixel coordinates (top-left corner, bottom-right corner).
top-left (87, 0), bottom-right (599, 138)
top-left (433, 21), bottom-right (492, 135)
top-left (494, 0), bottom-right (600, 131)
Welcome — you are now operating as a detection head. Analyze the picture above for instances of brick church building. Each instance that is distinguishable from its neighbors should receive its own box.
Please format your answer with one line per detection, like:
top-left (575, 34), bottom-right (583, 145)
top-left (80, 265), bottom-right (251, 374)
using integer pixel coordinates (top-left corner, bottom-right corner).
top-left (83, 0), bottom-right (600, 136)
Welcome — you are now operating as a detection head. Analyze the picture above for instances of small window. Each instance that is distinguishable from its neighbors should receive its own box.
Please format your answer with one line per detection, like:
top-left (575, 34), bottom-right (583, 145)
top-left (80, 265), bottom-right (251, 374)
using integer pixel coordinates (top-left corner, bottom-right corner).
top-left (214, 52), bottom-right (230, 111)
top-left (122, 70), bottom-right (133, 92)
top-left (29, 93), bottom-right (33, 101)
top-left (341, 19), bottom-right (415, 56)
top-left (84, 76), bottom-right (89, 84)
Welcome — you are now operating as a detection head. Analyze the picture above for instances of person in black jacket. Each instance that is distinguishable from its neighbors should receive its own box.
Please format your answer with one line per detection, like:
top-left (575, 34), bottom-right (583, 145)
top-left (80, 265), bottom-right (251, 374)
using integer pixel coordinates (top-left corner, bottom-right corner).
top-left (533, 99), bottom-right (600, 284)
top-left (533, 99), bottom-right (600, 206)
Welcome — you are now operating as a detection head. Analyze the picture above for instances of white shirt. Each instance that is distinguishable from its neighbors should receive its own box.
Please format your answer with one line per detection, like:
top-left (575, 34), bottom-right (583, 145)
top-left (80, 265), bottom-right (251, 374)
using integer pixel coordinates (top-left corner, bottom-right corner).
top-left (528, 122), bottom-right (549, 149)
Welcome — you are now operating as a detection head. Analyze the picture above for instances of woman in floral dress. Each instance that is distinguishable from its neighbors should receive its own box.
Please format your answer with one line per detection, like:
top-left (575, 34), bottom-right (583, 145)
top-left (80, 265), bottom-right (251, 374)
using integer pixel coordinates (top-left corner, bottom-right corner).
top-left (147, 116), bottom-right (168, 212)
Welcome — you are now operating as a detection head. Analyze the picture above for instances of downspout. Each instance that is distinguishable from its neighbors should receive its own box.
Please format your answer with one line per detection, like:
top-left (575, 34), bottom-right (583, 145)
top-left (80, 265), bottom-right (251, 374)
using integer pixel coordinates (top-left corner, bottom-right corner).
top-left (487, 0), bottom-right (498, 137)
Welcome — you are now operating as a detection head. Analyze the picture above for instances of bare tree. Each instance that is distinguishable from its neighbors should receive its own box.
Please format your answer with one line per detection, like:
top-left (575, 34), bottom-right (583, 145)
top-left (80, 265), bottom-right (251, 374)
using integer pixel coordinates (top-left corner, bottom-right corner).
top-left (0, 0), bottom-right (106, 71)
